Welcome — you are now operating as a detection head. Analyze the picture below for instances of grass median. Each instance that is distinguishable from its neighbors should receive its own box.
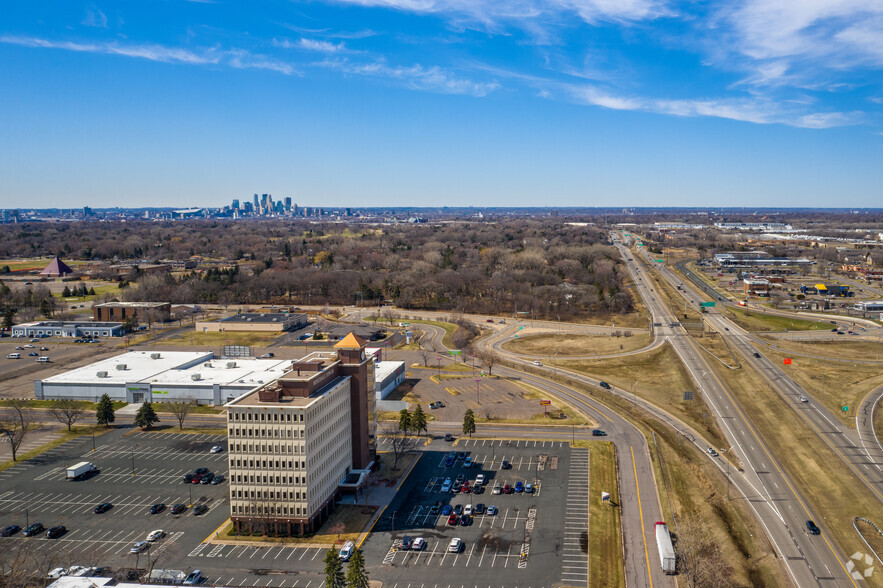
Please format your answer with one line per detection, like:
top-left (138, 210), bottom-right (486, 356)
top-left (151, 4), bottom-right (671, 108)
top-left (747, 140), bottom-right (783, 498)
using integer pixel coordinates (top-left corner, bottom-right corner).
top-left (588, 441), bottom-right (624, 588)
top-left (501, 333), bottom-right (652, 356)
top-left (723, 306), bottom-right (831, 332)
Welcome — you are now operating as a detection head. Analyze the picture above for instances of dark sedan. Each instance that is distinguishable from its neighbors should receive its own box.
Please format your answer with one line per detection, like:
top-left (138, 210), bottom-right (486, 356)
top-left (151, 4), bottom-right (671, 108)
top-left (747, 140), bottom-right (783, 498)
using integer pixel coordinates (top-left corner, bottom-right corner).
top-left (46, 526), bottom-right (67, 539)
top-left (94, 502), bottom-right (113, 514)
top-left (1, 525), bottom-right (21, 537)
top-left (149, 504), bottom-right (165, 515)
top-left (171, 504), bottom-right (187, 515)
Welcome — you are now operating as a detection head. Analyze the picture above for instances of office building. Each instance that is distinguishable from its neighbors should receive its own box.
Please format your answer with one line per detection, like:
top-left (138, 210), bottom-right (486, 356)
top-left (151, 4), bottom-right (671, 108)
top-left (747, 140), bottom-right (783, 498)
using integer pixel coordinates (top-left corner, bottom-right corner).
top-left (93, 301), bottom-right (171, 323)
top-left (225, 333), bottom-right (375, 536)
top-left (13, 320), bottom-right (124, 339)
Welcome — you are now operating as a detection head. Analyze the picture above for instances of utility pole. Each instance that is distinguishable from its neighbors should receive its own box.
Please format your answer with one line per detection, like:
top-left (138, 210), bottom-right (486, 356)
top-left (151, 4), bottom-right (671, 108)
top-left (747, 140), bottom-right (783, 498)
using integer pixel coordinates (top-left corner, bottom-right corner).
top-left (476, 378), bottom-right (481, 405)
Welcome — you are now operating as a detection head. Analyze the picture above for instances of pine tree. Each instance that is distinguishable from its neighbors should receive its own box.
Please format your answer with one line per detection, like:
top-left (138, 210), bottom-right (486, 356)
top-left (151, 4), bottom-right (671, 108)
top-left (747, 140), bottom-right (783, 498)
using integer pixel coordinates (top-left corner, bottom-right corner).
top-left (345, 549), bottom-right (369, 588)
top-left (323, 548), bottom-right (345, 588)
top-left (398, 408), bottom-right (411, 434)
top-left (62, 286), bottom-right (71, 297)
top-left (134, 402), bottom-right (160, 429)
top-left (96, 393), bottom-right (115, 425)
top-left (411, 404), bottom-right (428, 436)
top-left (463, 408), bottom-right (476, 438)
top-left (88, 287), bottom-right (96, 296)
top-left (39, 298), bottom-right (52, 318)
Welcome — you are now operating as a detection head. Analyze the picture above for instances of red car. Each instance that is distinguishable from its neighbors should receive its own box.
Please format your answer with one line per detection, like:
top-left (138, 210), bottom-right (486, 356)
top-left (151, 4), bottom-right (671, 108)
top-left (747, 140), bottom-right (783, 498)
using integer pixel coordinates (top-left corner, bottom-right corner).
top-left (191, 475), bottom-right (203, 484)
top-left (447, 514), bottom-right (459, 526)
top-left (503, 485), bottom-right (513, 494)
top-left (461, 484), bottom-right (472, 494)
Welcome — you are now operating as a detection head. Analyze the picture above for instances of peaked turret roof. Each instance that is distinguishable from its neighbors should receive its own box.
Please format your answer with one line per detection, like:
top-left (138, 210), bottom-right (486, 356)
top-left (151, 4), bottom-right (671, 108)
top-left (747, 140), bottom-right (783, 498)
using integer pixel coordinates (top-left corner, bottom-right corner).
top-left (333, 332), bottom-right (368, 349)
top-left (39, 257), bottom-right (74, 276)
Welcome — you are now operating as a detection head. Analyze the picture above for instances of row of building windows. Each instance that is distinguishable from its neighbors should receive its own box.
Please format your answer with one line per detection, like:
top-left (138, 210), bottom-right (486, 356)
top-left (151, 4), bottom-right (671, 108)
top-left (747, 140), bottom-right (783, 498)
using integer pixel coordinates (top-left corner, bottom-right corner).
top-left (232, 504), bottom-right (305, 517)
top-left (231, 488), bottom-right (306, 501)
top-left (230, 411), bottom-right (304, 422)
top-left (231, 459), bottom-right (306, 471)
top-left (230, 472), bottom-right (304, 485)
top-left (230, 444), bottom-right (305, 456)
top-left (228, 428), bottom-right (305, 439)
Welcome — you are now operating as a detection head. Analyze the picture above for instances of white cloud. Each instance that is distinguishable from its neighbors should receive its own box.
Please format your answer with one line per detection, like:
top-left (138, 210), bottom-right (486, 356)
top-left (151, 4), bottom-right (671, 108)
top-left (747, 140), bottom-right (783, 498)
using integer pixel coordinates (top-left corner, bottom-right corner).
top-left (0, 35), bottom-right (295, 73)
top-left (82, 4), bottom-right (108, 28)
top-left (317, 57), bottom-right (500, 96)
top-left (298, 38), bottom-right (347, 52)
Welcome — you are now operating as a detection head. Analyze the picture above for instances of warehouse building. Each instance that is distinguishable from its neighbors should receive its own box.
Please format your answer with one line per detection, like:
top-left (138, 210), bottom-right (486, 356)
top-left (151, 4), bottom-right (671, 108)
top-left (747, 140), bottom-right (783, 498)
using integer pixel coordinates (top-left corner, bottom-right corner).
top-left (195, 312), bottom-right (308, 333)
top-left (93, 301), bottom-right (171, 323)
top-left (224, 333), bottom-right (375, 536)
top-left (35, 351), bottom-right (295, 405)
top-left (13, 320), bottom-right (125, 338)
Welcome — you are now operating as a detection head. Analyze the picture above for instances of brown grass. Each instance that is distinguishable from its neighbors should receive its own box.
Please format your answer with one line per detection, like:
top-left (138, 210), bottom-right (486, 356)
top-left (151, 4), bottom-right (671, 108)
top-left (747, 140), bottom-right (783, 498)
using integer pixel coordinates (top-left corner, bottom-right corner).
top-left (588, 441), bottom-right (624, 588)
top-left (501, 333), bottom-right (652, 356)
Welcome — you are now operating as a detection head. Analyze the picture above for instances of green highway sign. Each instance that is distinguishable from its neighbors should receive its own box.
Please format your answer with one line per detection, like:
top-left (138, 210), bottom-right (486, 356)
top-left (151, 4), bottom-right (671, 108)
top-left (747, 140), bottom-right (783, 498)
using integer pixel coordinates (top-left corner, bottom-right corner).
top-left (448, 350), bottom-right (461, 355)
top-left (842, 406), bottom-right (849, 412)
top-left (656, 259), bottom-right (664, 262)
top-left (700, 301), bottom-right (716, 308)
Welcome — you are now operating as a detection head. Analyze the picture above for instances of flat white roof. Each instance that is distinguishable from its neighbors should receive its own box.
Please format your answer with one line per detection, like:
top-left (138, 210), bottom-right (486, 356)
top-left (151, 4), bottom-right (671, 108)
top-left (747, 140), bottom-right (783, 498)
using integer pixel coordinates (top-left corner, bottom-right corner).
top-left (146, 358), bottom-right (294, 387)
top-left (42, 351), bottom-right (213, 385)
top-left (375, 360), bottom-right (405, 382)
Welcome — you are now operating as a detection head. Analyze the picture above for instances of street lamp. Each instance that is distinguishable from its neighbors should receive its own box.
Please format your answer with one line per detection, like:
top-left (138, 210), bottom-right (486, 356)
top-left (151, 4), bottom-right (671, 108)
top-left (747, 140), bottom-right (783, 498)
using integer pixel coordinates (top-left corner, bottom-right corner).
top-left (475, 378), bottom-right (481, 405)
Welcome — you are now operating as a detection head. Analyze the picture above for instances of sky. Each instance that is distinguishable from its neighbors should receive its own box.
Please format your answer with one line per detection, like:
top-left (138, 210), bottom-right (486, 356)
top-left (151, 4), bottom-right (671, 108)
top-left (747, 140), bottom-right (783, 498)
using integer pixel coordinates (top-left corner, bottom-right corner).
top-left (1, 0), bottom-right (883, 209)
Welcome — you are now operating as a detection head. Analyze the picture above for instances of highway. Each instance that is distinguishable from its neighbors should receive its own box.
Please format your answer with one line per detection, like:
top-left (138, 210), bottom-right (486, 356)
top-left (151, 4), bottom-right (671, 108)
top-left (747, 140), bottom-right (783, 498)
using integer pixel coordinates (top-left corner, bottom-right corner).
top-left (625, 236), bottom-right (867, 587)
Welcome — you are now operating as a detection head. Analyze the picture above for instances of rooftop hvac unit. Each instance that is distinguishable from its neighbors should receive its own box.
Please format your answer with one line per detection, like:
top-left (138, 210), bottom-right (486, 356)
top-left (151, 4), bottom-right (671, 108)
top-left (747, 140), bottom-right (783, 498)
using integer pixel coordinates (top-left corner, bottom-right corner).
top-left (150, 353), bottom-right (161, 359)
top-left (96, 371), bottom-right (108, 378)
top-left (116, 364), bottom-right (127, 371)
top-left (204, 363), bottom-right (212, 368)
top-left (191, 374), bottom-right (201, 381)
top-left (226, 362), bottom-right (237, 369)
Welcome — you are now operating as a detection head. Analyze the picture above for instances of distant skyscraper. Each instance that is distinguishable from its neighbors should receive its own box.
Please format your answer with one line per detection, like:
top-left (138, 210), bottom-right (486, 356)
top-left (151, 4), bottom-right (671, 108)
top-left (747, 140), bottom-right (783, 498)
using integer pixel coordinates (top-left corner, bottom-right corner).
top-left (293, 204), bottom-right (299, 216)
top-left (83, 206), bottom-right (93, 217)
top-left (253, 194), bottom-right (259, 210)
top-left (284, 197), bottom-right (292, 212)
top-left (232, 199), bottom-right (240, 209)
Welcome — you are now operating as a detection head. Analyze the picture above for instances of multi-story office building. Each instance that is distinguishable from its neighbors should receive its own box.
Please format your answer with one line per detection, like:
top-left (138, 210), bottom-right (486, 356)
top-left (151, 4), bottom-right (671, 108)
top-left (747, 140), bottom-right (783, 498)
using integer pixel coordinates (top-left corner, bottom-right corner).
top-left (225, 333), bottom-right (375, 536)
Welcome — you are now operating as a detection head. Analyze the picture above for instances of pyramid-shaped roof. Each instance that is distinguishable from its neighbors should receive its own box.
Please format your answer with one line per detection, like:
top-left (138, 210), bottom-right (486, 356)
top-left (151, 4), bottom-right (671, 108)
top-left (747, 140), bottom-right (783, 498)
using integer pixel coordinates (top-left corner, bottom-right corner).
top-left (333, 332), bottom-right (368, 349)
top-left (39, 257), bottom-right (74, 277)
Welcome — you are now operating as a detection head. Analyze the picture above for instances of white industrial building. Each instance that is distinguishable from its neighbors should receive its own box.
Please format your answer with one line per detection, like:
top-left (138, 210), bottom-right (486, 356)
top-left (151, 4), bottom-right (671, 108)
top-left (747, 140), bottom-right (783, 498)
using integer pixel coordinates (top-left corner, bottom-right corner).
top-left (374, 359), bottom-right (405, 400)
top-left (35, 350), bottom-right (296, 405)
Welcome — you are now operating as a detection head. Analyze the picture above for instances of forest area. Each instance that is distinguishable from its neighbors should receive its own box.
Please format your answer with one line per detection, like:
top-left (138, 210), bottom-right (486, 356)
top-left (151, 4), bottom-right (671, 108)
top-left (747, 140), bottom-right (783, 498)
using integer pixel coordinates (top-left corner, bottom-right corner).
top-left (0, 219), bottom-right (634, 321)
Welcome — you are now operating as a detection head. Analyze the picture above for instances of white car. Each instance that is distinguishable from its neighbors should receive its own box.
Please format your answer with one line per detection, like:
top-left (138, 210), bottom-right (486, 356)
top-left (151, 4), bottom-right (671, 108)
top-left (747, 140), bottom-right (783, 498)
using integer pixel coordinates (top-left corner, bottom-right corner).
top-left (532, 360), bottom-right (542, 366)
top-left (23, 344), bottom-right (35, 348)
top-left (209, 446), bottom-right (223, 454)
top-left (463, 504), bottom-right (473, 516)
top-left (131, 541), bottom-right (150, 554)
top-left (411, 537), bottom-right (426, 551)
top-left (492, 482), bottom-right (502, 495)
top-left (47, 567), bottom-right (68, 579)
top-left (799, 396), bottom-right (809, 403)
top-left (69, 567), bottom-right (97, 577)
top-left (183, 570), bottom-right (204, 585)
top-left (339, 541), bottom-right (355, 561)
top-left (146, 529), bottom-right (165, 542)
top-left (448, 538), bottom-right (463, 553)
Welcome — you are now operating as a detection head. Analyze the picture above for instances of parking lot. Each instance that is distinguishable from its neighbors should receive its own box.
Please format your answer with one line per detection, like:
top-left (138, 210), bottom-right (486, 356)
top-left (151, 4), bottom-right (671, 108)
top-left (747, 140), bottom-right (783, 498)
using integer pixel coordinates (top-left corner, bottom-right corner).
top-left (1, 429), bottom-right (586, 588)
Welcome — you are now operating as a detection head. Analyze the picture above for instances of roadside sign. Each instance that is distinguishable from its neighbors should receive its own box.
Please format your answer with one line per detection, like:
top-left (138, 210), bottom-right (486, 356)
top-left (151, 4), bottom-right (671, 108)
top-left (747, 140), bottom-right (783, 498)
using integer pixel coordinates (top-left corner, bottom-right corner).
top-left (784, 358), bottom-right (792, 365)
top-left (842, 406), bottom-right (849, 412)
top-left (700, 301), bottom-right (715, 308)
top-left (540, 400), bottom-right (551, 406)
top-left (656, 259), bottom-right (664, 263)
top-left (448, 350), bottom-right (461, 355)
top-left (519, 326), bottom-right (523, 330)
top-left (683, 390), bottom-right (694, 401)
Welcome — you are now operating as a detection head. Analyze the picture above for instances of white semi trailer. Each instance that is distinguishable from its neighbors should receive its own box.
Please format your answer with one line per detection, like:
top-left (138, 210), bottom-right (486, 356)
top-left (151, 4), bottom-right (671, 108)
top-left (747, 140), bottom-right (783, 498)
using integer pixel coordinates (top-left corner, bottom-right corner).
top-left (655, 521), bottom-right (676, 574)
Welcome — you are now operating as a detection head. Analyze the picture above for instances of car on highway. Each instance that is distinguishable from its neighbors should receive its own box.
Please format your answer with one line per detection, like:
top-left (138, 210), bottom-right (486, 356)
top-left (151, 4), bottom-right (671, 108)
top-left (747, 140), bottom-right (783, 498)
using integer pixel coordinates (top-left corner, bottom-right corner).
top-left (591, 429), bottom-right (607, 436)
top-left (24, 343), bottom-right (35, 348)
top-left (146, 530), bottom-right (165, 542)
top-left (93, 502), bottom-right (113, 514)
top-left (532, 360), bottom-right (542, 366)
top-left (448, 538), bottom-right (463, 553)
top-left (131, 541), bottom-right (150, 554)
top-left (23, 523), bottom-right (44, 537)
top-left (28, 352), bottom-right (38, 356)
top-left (149, 504), bottom-right (165, 515)
top-left (706, 447), bottom-right (718, 457)
top-left (46, 526), bottom-right (67, 539)
top-left (39, 346), bottom-right (48, 351)
top-left (171, 504), bottom-right (187, 515)
top-left (1, 525), bottom-right (21, 537)
top-left (806, 520), bottom-right (821, 535)
top-left (599, 381), bottom-right (612, 390)
top-left (209, 446), bottom-right (223, 454)
top-left (754, 352), bottom-right (761, 358)
top-left (799, 396), bottom-right (809, 403)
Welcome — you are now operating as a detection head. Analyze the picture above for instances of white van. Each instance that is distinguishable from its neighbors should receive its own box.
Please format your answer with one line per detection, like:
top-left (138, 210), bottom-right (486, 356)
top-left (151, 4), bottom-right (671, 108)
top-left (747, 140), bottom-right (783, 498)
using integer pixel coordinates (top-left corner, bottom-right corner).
top-left (339, 541), bottom-right (355, 561)
top-left (7, 353), bottom-right (20, 359)
top-left (37, 356), bottom-right (50, 363)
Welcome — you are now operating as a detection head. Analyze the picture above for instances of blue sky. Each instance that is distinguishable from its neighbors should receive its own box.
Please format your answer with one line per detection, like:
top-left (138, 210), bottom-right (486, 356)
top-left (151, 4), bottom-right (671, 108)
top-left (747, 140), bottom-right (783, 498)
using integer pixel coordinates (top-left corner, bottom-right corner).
top-left (1, 0), bottom-right (882, 208)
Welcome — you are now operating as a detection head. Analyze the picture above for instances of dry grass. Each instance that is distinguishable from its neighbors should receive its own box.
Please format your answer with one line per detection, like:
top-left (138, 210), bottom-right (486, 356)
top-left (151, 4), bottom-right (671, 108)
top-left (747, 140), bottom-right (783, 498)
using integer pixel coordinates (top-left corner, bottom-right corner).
top-left (588, 441), bottom-right (624, 588)
top-left (375, 451), bottom-right (419, 482)
top-left (722, 307), bottom-right (831, 332)
top-left (163, 331), bottom-right (281, 347)
top-left (702, 343), bottom-right (883, 586)
top-left (559, 343), bottom-right (728, 451)
top-left (756, 336), bottom-right (883, 362)
top-left (501, 333), bottom-right (652, 356)
top-left (876, 401), bottom-right (883, 453)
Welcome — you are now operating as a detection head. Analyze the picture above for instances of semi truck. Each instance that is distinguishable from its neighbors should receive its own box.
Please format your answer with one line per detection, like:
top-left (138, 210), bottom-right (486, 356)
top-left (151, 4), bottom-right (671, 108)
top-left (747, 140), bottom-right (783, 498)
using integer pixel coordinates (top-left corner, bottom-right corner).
top-left (66, 461), bottom-right (98, 480)
top-left (655, 521), bottom-right (676, 574)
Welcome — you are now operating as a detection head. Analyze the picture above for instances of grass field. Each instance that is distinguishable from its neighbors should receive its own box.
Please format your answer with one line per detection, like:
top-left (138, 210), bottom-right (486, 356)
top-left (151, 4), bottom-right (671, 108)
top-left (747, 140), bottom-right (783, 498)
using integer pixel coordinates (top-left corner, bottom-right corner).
top-left (701, 343), bottom-right (883, 587)
top-left (756, 336), bottom-right (883, 362)
top-left (163, 331), bottom-right (281, 347)
top-left (501, 333), bottom-right (652, 356)
top-left (558, 343), bottom-right (728, 451)
top-left (588, 441), bottom-right (624, 588)
top-left (723, 307), bottom-right (831, 332)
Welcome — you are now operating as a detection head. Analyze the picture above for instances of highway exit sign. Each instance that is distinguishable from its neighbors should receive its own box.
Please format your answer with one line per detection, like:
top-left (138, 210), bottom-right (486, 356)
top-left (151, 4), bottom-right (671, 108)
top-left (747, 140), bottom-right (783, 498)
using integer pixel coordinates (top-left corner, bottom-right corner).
top-left (700, 301), bottom-right (715, 307)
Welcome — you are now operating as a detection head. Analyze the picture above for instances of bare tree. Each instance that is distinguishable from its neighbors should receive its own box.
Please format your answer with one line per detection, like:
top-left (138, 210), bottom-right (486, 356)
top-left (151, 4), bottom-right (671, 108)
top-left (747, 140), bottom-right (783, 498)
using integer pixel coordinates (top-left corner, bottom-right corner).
top-left (48, 399), bottom-right (86, 432)
top-left (476, 350), bottom-right (498, 376)
top-left (676, 510), bottom-right (735, 588)
top-left (382, 423), bottom-right (410, 471)
top-left (380, 307), bottom-right (398, 326)
top-left (0, 400), bottom-right (35, 461)
top-left (167, 400), bottom-right (195, 430)
top-left (0, 540), bottom-right (64, 588)
top-left (414, 331), bottom-right (433, 367)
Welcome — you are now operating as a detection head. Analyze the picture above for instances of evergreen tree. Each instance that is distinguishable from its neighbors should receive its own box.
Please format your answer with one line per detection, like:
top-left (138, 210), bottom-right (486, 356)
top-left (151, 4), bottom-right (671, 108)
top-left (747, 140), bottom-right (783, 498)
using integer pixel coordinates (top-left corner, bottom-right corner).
top-left (463, 408), bottom-right (476, 438)
top-left (39, 298), bottom-right (52, 318)
top-left (134, 402), bottom-right (160, 429)
top-left (398, 408), bottom-right (411, 434)
top-left (411, 404), bottom-right (428, 436)
top-left (62, 286), bottom-right (71, 297)
top-left (345, 549), bottom-right (369, 588)
top-left (96, 393), bottom-right (115, 425)
top-left (89, 287), bottom-right (96, 296)
top-left (323, 547), bottom-right (345, 588)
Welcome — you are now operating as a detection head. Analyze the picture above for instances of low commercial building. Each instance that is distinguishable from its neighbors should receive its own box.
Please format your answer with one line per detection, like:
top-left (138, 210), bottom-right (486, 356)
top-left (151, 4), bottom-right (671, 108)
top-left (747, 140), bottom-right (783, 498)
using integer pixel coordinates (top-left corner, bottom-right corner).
top-left (13, 320), bottom-right (125, 338)
top-left (374, 360), bottom-right (406, 400)
top-left (93, 301), bottom-right (171, 322)
top-left (225, 333), bottom-right (375, 536)
top-left (743, 279), bottom-right (770, 295)
top-left (35, 351), bottom-right (294, 405)
top-left (195, 312), bottom-right (308, 333)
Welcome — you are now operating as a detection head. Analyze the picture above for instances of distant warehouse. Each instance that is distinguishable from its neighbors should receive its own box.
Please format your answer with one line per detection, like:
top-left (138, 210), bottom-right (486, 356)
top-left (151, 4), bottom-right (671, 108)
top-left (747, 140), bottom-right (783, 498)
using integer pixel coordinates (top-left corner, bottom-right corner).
top-left (195, 312), bottom-right (307, 333)
top-left (93, 301), bottom-right (171, 322)
top-left (13, 321), bottom-right (125, 338)
top-left (35, 350), bottom-right (296, 405)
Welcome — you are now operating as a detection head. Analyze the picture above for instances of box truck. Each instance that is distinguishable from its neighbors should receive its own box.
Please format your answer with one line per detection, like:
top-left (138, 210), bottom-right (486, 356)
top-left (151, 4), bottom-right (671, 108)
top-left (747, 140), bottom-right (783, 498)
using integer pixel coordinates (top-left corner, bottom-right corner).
top-left (655, 521), bottom-right (676, 574)
top-left (67, 461), bottom-right (98, 480)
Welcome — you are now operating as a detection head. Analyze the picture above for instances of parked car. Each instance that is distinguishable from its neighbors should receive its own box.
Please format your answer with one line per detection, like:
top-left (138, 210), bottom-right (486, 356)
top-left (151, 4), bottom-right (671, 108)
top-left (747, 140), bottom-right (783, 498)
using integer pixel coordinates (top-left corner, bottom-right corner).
top-left (501, 460), bottom-right (511, 469)
top-left (146, 530), bottom-right (165, 542)
top-left (411, 537), bottom-right (426, 551)
top-left (474, 503), bottom-right (485, 514)
top-left (23, 523), bottom-right (44, 537)
top-left (171, 504), bottom-right (187, 515)
top-left (457, 452), bottom-right (467, 460)
top-left (524, 483), bottom-right (535, 494)
top-left (444, 433), bottom-right (454, 441)
top-left (486, 505), bottom-right (497, 516)
top-left (599, 381), bottom-right (612, 390)
top-left (452, 481), bottom-right (462, 493)
top-left (211, 475), bottom-right (225, 485)
top-left (503, 485), bottom-right (513, 494)
top-left (444, 457), bottom-right (454, 467)
top-left (1, 525), bottom-right (21, 537)
top-left (149, 504), bottom-right (165, 514)
top-left (514, 481), bottom-right (524, 493)
top-left (46, 526), bottom-right (67, 539)
top-left (94, 502), bottom-right (113, 514)
top-left (183, 474), bottom-right (194, 483)
top-left (492, 483), bottom-right (502, 495)
top-left (400, 536), bottom-right (413, 550)
top-left (194, 467), bottom-right (209, 475)
top-left (209, 446), bottom-right (223, 454)
top-left (47, 567), bottom-right (68, 579)
top-left (193, 505), bottom-right (208, 516)
top-left (441, 505), bottom-right (453, 516)
top-left (429, 501), bottom-right (442, 515)
top-left (200, 473), bottom-right (215, 484)
top-left (453, 504), bottom-right (463, 515)
top-left (183, 570), bottom-right (204, 585)
top-left (131, 541), bottom-right (150, 554)
top-left (448, 538), bottom-right (463, 553)
top-left (338, 542), bottom-right (355, 561)
top-left (459, 515), bottom-right (472, 526)
top-left (447, 514), bottom-right (459, 526)
top-left (464, 456), bottom-right (472, 468)
top-left (463, 504), bottom-right (473, 516)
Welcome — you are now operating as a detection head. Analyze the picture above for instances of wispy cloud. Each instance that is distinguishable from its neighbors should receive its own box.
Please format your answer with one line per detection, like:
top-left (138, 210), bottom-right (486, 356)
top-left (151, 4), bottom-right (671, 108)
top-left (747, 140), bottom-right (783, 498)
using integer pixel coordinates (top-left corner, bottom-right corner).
top-left (275, 38), bottom-right (348, 53)
top-left (316, 57), bottom-right (500, 96)
top-left (81, 4), bottom-right (108, 28)
top-left (275, 23), bottom-right (377, 40)
top-left (0, 35), bottom-right (295, 73)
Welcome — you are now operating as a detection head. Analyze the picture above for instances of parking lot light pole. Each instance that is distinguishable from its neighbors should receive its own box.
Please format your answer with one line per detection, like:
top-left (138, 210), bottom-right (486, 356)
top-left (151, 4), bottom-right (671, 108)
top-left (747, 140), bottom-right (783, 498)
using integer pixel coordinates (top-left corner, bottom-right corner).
top-left (25, 508), bottom-right (28, 529)
top-left (476, 378), bottom-right (480, 405)
top-left (188, 482), bottom-right (193, 507)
